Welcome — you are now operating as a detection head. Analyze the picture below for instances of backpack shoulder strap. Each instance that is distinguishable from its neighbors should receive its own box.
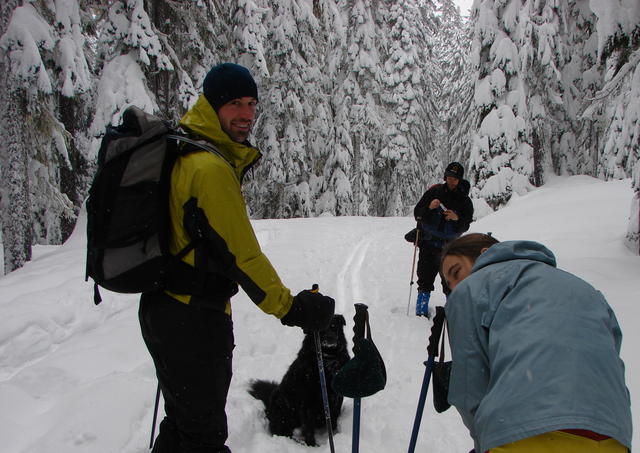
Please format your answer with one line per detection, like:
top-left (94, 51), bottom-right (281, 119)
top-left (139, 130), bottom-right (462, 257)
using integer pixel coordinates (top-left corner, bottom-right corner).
top-left (166, 134), bottom-right (235, 169)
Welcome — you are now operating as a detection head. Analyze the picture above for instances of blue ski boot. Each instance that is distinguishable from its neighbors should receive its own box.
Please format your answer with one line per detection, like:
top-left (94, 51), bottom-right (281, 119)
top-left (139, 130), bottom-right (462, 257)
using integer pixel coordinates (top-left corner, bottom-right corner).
top-left (416, 291), bottom-right (431, 317)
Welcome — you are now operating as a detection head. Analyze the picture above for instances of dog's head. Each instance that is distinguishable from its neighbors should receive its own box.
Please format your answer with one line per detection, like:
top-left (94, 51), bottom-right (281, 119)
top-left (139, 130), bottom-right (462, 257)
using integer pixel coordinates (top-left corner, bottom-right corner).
top-left (317, 314), bottom-right (347, 353)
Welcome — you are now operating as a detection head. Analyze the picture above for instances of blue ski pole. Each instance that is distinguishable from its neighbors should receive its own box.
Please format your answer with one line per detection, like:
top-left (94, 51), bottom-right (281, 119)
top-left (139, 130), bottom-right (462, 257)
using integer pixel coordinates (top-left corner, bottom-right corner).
top-left (408, 306), bottom-right (446, 453)
top-left (352, 398), bottom-right (361, 453)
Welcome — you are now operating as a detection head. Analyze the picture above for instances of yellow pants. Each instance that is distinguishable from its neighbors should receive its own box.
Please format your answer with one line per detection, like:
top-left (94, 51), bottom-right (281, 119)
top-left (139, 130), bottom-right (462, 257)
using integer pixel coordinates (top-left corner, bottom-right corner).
top-left (490, 430), bottom-right (628, 453)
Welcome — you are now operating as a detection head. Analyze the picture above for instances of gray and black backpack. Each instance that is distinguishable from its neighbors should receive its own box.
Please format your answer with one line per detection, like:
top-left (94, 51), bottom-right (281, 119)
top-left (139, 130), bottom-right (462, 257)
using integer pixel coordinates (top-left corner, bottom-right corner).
top-left (85, 106), bottom-right (211, 304)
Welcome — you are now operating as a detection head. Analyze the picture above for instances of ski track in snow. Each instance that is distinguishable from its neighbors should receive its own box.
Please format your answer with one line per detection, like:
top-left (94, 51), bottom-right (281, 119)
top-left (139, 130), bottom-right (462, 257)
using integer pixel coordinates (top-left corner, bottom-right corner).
top-left (1, 177), bottom-right (638, 452)
top-left (335, 234), bottom-right (372, 314)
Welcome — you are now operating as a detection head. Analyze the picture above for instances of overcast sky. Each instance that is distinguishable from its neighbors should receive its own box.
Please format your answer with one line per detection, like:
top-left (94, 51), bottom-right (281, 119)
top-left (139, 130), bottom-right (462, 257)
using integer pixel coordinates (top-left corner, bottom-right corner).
top-left (453, 0), bottom-right (474, 15)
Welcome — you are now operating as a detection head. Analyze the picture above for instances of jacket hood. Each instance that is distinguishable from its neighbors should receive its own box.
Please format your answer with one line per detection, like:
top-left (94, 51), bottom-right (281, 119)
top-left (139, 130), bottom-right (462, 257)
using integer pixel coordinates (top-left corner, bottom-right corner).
top-left (179, 94), bottom-right (261, 178)
top-left (457, 179), bottom-right (471, 196)
top-left (472, 240), bottom-right (557, 274)
top-left (443, 178), bottom-right (471, 196)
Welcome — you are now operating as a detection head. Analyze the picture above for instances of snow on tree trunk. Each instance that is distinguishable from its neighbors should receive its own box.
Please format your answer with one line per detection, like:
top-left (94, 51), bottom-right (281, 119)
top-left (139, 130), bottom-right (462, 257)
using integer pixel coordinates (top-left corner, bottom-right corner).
top-left (0, 226), bottom-right (3, 277)
top-left (584, 0), bottom-right (640, 251)
top-left (0, 88), bottom-right (32, 273)
top-left (628, 170), bottom-right (640, 254)
top-left (618, 61), bottom-right (640, 253)
top-left (0, 0), bottom-right (91, 273)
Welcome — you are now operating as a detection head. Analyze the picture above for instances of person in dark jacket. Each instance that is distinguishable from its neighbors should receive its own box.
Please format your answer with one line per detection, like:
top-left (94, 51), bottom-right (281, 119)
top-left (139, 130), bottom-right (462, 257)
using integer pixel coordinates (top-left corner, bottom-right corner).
top-left (411, 162), bottom-right (473, 316)
top-left (440, 234), bottom-right (632, 453)
top-left (139, 63), bottom-right (335, 453)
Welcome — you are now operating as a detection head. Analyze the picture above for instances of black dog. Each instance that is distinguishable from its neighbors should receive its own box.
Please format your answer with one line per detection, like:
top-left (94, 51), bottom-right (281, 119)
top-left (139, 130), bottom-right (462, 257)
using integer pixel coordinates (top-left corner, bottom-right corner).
top-left (249, 314), bottom-right (350, 446)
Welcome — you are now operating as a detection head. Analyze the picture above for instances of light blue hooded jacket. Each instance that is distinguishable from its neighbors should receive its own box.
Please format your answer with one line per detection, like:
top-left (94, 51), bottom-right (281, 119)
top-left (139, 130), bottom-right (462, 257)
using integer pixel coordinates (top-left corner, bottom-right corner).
top-left (445, 241), bottom-right (632, 452)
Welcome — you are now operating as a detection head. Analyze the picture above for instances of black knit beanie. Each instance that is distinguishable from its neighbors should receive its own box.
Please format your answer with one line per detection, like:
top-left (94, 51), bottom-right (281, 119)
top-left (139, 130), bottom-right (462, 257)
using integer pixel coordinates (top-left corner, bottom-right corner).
top-left (203, 63), bottom-right (258, 112)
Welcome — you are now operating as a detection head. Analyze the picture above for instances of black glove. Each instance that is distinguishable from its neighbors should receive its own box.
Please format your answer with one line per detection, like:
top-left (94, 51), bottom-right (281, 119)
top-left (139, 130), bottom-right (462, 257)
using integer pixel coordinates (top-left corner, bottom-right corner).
top-left (404, 228), bottom-right (418, 243)
top-left (281, 290), bottom-right (335, 332)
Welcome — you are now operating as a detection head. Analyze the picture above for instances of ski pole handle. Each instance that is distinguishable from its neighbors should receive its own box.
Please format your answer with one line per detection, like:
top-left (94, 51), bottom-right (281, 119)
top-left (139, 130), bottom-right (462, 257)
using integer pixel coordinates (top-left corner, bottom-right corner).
top-left (426, 306), bottom-right (446, 358)
top-left (352, 303), bottom-right (369, 453)
top-left (353, 303), bottom-right (368, 347)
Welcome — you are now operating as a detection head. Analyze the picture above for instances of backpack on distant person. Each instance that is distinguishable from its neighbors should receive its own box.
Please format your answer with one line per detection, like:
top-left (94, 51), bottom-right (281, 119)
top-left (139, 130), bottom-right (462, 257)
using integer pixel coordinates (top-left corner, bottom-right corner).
top-left (85, 105), bottom-right (221, 304)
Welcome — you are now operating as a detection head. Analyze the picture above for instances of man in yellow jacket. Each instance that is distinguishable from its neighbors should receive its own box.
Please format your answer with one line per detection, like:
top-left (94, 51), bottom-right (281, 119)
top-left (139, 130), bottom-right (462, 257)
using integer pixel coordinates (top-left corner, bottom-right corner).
top-left (138, 63), bottom-right (335, 453)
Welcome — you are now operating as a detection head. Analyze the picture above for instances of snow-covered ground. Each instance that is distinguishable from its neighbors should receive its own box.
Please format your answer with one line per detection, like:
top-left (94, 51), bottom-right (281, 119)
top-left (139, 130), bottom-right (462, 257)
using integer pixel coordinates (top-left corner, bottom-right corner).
top-left (1, 175), bottom-right (637, 452)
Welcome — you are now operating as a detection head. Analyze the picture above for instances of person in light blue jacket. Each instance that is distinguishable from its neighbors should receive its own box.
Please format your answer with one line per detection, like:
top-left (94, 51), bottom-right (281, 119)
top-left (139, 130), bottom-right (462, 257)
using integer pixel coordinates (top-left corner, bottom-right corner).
top-left (440, 234), bottom-right (632, 453)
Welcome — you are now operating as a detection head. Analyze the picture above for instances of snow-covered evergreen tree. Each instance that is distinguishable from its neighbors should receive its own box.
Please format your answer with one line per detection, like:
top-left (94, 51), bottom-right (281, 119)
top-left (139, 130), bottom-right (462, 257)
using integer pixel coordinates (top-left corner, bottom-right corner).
top-left (146, 1), bottom-right (229, 117)
top-left (629, 158), bottom-right (640, 254)
top-left (468, 0), bottom-right (597, 209)
top-left (4, 0), bottom-right (639, 273)
top-left (240, 0), bottom-right (330, 218)
top-left (467, 0), bottom-right (534, 208)
top-left (89, 0), bottom-right (171, 156)
top-left (434, 0), bottom-right (476, 173)
top-left (327, 0), bottom-right (381, 216)
top-left (0, 0), bottom-right (92, 273)
top-left (562, 0), bottom-right (601, 176)
top-left (587, 0), bottom-right (639, 182)
top-left (0, 0), bottom-right (24, 275)
top-left (375, 0), bottom-right (439, 216)
top-left (467, 0), bottom-right (638, 218)
top-left (583, 0), bottom-right (640, 253)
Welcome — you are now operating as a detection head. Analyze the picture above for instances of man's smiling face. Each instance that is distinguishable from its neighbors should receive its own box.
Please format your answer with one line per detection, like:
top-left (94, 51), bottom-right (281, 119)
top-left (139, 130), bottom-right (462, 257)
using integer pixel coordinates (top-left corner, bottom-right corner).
top-left (217, 96), bottom-right (258, 143)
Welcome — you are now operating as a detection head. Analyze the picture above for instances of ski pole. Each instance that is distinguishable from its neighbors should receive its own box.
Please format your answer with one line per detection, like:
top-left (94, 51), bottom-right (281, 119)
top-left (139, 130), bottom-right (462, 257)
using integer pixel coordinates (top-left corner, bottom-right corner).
top-left (314, 330), bottom-right (336, 453)
top-left (351, 303), bottom-right (369, 453)
top-left (352, 398), bottom-right (361, 453)
top-left (150, 382), bottom-right (161, 449)
top-left (407, 306), bottom-right (445, 453)
top-left (406, 220), bottom-right (421, 316)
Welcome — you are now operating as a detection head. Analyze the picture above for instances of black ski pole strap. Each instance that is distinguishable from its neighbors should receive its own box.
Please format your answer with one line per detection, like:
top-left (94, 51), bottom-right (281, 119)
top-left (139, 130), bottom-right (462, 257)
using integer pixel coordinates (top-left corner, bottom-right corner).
top-left (427, 306), bottom-right (446, 358)
top-left (334, 303), bottom-right (387, 398)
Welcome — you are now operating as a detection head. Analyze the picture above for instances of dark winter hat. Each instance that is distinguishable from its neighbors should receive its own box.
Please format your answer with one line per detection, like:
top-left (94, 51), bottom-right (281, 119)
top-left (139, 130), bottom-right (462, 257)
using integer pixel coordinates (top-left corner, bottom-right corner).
top-left (444, 162), bottom-right (464, 180)
top-left (203, 63), bottom-right (258, 112)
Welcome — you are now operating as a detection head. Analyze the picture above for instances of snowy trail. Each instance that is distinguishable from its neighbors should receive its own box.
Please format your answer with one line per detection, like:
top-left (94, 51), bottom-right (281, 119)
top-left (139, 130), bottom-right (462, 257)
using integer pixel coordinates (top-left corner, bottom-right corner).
top-left (335, 234), bottom-right (371, 312)
top-left (0, 177), bottom-right (638, 452)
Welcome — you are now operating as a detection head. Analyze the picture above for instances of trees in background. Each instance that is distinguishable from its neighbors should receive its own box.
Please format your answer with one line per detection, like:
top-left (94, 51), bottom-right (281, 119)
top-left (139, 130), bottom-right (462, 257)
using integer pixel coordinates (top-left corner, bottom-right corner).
top-left (434, 0), bottom-right (476, 180)
top-left (1, 0), bottom-right (638, 274)
top-left (466, 0), bottom-right (638, 249)
top-left (468, 0), bottom-right (638, 205)
top-left (0, 0), bottom-right (93, 274)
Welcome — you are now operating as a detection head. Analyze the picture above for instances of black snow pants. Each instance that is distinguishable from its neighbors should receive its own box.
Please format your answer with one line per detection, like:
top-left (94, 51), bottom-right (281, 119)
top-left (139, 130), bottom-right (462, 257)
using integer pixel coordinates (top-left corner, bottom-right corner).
top-left (139, 291), bottom-right (234, 453)
top-left (416, 245), bottom-right (449, 295)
